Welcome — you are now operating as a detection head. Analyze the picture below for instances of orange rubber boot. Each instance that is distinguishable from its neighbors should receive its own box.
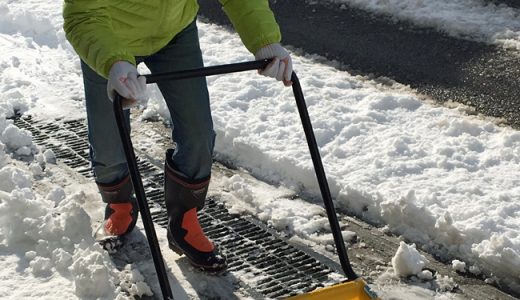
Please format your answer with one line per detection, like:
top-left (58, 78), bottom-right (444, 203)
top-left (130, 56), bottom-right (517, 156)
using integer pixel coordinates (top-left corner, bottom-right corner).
top-left (98, 176), bottom-right (138, 237)
top-left (104, 203), bottom-right (137, 236)
top-left (164, 149), bottom-right (227, 273)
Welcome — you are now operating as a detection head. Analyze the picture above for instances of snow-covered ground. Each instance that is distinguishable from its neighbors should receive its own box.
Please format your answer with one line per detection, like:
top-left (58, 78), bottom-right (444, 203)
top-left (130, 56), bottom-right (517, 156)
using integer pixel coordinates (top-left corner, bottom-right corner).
top-left (322, 0), bottom-right (520, 51)
top-left (1, 0), bottom-right (519, 299)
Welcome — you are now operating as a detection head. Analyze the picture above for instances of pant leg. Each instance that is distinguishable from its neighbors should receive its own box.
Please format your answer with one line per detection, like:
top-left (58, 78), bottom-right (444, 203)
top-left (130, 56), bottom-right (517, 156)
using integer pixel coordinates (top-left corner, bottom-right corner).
top-left (144, 20), bottom-right (215, 180)
top-left (81, 60), bottom-right (130, 184)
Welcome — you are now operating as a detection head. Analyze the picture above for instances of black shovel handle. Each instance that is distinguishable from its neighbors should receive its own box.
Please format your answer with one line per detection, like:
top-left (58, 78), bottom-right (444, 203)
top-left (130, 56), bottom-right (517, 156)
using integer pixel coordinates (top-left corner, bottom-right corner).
top-left (290, 73), bottom-right (358, 280)
top-left (144, 59), bottom-right (271, 84)
top-left (145, 59), bottom-right (358, 280)
top-left (113, 59), bottom-right (357, 300)
top-left (113, 94), bottom-right (174, 300)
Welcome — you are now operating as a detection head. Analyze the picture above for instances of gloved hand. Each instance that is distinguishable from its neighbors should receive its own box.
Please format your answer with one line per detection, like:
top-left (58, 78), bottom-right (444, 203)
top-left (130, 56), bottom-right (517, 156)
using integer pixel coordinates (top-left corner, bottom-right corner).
top-left (107, 61), bottom-right (147, 108)
top-left (254, 43), bottom-right (293, 86)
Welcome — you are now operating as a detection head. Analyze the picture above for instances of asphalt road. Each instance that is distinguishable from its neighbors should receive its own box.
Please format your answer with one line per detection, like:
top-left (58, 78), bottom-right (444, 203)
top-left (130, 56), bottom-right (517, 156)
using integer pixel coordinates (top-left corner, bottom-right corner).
top-left (198, 0), bottom-right (520, 129)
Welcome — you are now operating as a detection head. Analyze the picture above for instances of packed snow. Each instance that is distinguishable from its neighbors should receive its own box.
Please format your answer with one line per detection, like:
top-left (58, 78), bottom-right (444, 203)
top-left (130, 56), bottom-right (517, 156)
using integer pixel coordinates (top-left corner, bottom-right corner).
top-left (1, 0), bottom-right (519, 299)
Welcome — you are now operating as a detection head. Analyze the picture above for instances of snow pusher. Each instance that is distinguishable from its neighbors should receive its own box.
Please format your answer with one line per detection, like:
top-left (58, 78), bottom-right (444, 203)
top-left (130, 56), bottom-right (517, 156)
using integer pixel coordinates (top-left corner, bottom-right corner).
top-left (113, 59), bottom-right (379, 300)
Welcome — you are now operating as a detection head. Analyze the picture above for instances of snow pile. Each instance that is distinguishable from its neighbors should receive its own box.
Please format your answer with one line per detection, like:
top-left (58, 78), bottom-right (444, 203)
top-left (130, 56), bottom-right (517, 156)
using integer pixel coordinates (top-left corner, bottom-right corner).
top-left (473, 234), bottom-right (520, 285)
top-left (327, 0), bottom-right (520, 50)
top-left (391, 242), bottom-right (429, 277)
top-left (0, 125), bottom-right (152, 299)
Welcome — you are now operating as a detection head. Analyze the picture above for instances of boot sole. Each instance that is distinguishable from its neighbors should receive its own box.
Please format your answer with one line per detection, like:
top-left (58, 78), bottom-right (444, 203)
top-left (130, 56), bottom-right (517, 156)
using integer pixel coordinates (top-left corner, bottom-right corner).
top-left (168, 243), bottom-right (227, 275)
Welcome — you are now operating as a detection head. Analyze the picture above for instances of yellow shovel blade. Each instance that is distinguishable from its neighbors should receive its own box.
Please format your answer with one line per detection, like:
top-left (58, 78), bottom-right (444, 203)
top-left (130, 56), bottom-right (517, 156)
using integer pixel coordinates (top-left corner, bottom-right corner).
top-left (287, 278), bottom-right (379, 300)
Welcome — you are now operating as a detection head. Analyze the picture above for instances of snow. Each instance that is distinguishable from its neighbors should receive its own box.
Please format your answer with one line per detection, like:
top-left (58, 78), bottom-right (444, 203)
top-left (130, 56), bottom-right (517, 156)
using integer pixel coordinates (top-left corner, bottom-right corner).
top-left (418, 269), bottom-right (434, 281)
top-left (0, 147), bottom-right (155, 299)
top-left (0, 0), bottom-right (519, 299)
top-left (451, 259), bottom-right (466, 273)
top-left (324, 0), bottom-right (520, 50)
top-left (216, 171), bottom-right (358, 247)
top-left (392, 242), bottom-right (429, 277)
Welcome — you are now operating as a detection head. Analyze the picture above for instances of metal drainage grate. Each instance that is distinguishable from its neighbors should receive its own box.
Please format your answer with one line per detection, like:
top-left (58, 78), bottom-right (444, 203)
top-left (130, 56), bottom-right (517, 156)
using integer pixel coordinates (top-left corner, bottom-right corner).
top-left (13, 115), bottom-right (345, 299)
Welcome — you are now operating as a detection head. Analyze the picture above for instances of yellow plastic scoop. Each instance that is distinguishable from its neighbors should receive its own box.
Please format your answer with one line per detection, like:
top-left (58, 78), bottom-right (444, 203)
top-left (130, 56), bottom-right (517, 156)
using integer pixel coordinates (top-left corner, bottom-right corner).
top-left (288, 279), bottom-right (380, 300)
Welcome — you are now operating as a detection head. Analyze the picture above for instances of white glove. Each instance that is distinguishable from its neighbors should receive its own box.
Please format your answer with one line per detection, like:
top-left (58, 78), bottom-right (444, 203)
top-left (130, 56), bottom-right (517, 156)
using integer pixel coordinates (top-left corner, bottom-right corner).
top-left (254, 43), bottom-right (293, 86)
top-left (107, 61), bottom-right (147, 108)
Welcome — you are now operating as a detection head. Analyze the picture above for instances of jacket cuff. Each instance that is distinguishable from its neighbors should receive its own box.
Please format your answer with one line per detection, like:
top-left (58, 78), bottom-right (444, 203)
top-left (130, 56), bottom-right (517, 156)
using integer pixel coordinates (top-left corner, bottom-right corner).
top-left (102, 53), bottom-right (136, 79)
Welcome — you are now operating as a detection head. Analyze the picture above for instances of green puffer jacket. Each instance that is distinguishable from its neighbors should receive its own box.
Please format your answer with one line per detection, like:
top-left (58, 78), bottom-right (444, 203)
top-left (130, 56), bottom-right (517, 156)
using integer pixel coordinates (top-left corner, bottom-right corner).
top-left (63, 0), bottom-right (281, 78)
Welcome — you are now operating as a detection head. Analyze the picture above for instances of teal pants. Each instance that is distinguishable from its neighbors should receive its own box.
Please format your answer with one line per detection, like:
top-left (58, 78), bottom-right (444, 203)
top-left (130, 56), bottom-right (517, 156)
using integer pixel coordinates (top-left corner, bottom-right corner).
top-left (81, 20), bottom-right (215, 185)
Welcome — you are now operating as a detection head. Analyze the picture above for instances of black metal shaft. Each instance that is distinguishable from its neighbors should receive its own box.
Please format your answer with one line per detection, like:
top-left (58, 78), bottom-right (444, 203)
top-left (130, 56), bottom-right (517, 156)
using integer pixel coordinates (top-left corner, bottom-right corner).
top-left (112, 60), bottom-right (358, 299)
top-left (145, 59), bottom-right (271, 83)
top-left (113, 94), bottom-right (174, 300)
top-left (291, 73), bottom-right (358, 280)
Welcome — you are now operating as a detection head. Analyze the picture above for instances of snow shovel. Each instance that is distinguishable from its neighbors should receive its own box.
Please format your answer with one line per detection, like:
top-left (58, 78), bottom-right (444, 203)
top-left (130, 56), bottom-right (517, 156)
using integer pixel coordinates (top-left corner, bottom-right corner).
top-left (113, 59), bottom-right (379, 300)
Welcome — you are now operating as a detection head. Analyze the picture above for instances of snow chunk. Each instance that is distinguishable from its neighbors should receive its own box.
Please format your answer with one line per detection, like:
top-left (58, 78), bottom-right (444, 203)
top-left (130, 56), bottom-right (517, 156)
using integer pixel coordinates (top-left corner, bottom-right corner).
top-left (71, 246), bottom-right (114, 298)
top-left (58, 199), bottom-right (93, 243)
top-left (451, 259), bottom-right (466, 273)
top-left (30, 257), bottom-right (52, 277)
top-left (46, 187), bottom-right (66, 206)
top-left (43, 148), bottom-right (56, 164)
top-left (417, 269), bottom-right (433, 281)
top-left (117, 265), bottom-right (154, 298)
top-left (29, 162), bottom-right (43, 176)
top-left (435, 275), bottom-right (457, 292)
top-left (225, 174), bottom-right (254, 203)
top-left (1, 123), bottom-right (33, 152)
top-left (392, 242), bottom-right (429, 277)
top-left (25, 250), bottom-right (37, 260)
top-left (0, 188), bottom-right (48, 246)
top-left (52, 248), bottom-right (73, 272)
top-left (0, 166), bottom-right (31, 192)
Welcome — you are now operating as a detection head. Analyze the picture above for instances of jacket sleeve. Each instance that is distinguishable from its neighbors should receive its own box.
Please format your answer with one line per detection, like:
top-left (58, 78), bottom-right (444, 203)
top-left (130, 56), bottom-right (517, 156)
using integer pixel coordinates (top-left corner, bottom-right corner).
top-left (219, 0), bottom-right (282, 55)
top-left (63, 0), bottom-right (135, 78)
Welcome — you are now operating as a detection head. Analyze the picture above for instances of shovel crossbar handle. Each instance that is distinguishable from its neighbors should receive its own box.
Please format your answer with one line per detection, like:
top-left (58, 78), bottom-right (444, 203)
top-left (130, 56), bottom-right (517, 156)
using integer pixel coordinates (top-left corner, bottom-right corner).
top-left (113, 59), bottom-right (358, 299)
top-left (144, 59), bottom-right (272, 84)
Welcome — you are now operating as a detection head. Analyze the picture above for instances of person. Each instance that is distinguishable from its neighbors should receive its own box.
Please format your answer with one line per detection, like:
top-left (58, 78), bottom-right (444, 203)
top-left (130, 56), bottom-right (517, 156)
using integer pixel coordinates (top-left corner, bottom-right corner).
top-left (63, 0), bottom-right (293, 273)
